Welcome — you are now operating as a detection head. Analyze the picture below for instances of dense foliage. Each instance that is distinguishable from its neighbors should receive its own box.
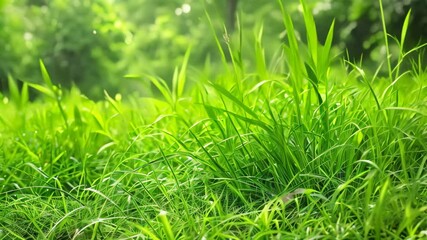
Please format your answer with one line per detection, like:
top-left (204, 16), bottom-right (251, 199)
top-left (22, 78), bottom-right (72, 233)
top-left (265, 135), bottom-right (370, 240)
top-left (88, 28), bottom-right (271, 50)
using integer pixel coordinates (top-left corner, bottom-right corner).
top-left (1, 0), bottom-right (426, 97)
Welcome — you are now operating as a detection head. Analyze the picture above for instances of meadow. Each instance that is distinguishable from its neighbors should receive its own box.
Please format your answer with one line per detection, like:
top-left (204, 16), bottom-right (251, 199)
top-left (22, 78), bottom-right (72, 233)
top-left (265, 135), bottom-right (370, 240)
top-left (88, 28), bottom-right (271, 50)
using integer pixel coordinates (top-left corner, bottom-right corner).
top-left (1, 1), bottom-right (427, 239)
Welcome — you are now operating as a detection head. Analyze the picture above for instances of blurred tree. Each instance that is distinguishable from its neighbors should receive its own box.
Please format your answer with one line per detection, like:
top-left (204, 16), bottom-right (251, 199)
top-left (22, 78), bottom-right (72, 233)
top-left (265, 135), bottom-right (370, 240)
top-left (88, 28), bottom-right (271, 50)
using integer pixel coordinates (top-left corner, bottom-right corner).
top-left (0, 0), bottom-right (128, 98)
top-left (1, 0), bottom-right (426, 98)
top-left (317, 0), bottom-right (427, 60)
top-left (116, 0), bottom-right (219, 91)
top-left (0, 0), bottom-right (29, 93)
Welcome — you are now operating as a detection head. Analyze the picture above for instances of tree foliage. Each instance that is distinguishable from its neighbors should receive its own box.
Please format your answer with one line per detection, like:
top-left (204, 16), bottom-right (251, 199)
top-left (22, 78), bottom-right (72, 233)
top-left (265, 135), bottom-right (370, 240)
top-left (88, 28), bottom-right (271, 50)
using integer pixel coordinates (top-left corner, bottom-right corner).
top-left (0, 0), bottom-right (426, 97)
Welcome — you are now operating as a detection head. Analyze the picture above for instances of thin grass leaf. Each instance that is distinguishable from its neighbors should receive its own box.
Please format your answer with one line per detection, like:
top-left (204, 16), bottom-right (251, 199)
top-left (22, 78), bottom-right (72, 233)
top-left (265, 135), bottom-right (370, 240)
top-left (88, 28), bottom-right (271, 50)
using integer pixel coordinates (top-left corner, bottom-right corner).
top-left (395, 9), bottom-right (412, 78)
top-left (378, 0), bottom-right (392, 81)
top-left (145, 75), bottom-right (173, 106)
top-left (7, 75), bottom-right (20, 104)
top-left (204, 105), bottom-right (271, 133)
top-left (104, 90), bottom-right (123, 115)
top-left (27, 83), bottom-right (54, 98)
top-left (20, 81), bottom-right (29, 108)
top-left (320, 19), bottom-right (335, 75)
top-left (300, 0), bottom-right (318, 67)
top-left (39, 59), bottom-right (54, 89)
top-left (277, 0), bottom-right (299, 59)
top-left (204, 9), bottom-right (228, 69)
top-left (158, 210), bottom-right (175, 240)
top-left (132, 223), bottom-right (160, 240)
top-left (209, 83), bottom-right (259, 120)
top-left (346, 60), bottom-right (382, 110)
top-left (400, 9), bottom-right (411, 53)
top-left (176, 47), bottom-right (191, 99)
top-left (171, 67), bottom-right (179, 103)
top-left (254, 23), bottom-right (267, 80)
top-left (277, 0), bottom-right (304, 123)
top-left (304, 62), bottom-right (322, 105)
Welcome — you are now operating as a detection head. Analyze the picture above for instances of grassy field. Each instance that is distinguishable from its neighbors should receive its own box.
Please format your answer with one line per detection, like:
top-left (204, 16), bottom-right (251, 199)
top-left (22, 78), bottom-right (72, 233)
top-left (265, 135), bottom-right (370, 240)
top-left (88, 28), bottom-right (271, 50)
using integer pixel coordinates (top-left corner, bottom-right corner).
top-left (1, 1), bottom-right (427, 239)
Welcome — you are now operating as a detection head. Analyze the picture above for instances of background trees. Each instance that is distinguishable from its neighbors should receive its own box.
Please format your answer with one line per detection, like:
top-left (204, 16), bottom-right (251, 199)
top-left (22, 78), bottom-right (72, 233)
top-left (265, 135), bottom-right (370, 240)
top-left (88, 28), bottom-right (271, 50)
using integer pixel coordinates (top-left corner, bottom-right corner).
top-left (1, 0), bottom-right (426, 98)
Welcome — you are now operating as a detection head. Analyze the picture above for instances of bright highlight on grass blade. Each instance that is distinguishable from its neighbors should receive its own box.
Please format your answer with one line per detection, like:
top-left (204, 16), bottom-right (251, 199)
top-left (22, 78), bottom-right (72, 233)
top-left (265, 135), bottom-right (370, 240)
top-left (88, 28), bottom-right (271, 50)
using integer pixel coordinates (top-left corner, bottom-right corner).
top-left (158, 210), bottom-right (175, 240)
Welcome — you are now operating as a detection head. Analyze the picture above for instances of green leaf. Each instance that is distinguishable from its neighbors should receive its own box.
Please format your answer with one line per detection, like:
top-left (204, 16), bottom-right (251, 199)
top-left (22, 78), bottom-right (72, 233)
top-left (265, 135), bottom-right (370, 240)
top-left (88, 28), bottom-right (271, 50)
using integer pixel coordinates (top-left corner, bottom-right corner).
top-left (177, 47), bottom-right (191, 99)
top-left (7, 75), bottom-right (20, 104)
top-left (146, 75), bottom-right (173, 106)
top-left (204, 105), bottom-right (271, 133)
top-left (39, 59), bottom-right (54, 89)
top-left (209, 83), bottom-right (259, 120)
top-left (320, 19), bottom-right (335, 75)
top-left (304, 62), bottom-right (318, 85)
top-left (27, 83), bottom-right (55, 98)
top-left (73, 105), bottom-right (83, 126)
top-left (104, 90), bottom-right (122, 114)
top-left (20, 82), bottom-right (29, 107)
top-left (278, 0), bottom-right (299, 56)
top-left (400, 9), bottom-right (411, 51)
top-left (304, 62), bottom-right (323, 105)
top-left (300, 0), bottom-right (318, 67)
top-left (255, 23), bottom-right (267, 80)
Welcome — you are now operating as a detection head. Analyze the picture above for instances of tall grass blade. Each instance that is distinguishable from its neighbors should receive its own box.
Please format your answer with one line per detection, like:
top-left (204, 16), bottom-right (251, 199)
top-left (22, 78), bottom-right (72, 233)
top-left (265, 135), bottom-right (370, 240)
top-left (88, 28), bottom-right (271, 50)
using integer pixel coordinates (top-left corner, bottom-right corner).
top-left (300, 0), bottom-right (318, 68)
top-left (173, 46), bottom-right (191, 100)
top-left (395, 9), bottom-right (411, 78)
top-left (39, 59), bottom-right (54, 89)
top-left (320, 20), bottom-right (335, 76)
top-left (378, 0), bottom-right (392, 80)
top-left (277, 0), bottom-right (303, 123)
top-left (209, 82), bottom-right (259, 120)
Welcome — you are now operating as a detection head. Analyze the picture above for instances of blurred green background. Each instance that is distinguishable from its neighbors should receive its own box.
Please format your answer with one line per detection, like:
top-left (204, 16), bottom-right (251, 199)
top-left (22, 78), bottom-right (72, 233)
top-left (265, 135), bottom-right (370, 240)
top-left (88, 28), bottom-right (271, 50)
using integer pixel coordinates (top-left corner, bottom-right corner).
top-left (1, 0), bottom-right (426, 99)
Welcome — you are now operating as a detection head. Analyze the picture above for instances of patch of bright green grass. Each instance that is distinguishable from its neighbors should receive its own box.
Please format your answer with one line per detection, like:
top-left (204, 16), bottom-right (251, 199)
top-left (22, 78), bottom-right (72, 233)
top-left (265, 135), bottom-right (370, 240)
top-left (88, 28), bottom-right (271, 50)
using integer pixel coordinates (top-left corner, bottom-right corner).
top-left (1, 0), bottom-right (427, 239)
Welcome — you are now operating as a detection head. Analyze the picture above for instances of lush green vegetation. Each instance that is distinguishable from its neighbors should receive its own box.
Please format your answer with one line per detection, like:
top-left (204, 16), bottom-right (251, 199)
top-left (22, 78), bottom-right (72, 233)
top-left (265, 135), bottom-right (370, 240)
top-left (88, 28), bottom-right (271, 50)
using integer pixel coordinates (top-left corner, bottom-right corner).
top-left (1, 0), bottom-right (427, 239)
top-left (1, 0), bottom-right (426, 98)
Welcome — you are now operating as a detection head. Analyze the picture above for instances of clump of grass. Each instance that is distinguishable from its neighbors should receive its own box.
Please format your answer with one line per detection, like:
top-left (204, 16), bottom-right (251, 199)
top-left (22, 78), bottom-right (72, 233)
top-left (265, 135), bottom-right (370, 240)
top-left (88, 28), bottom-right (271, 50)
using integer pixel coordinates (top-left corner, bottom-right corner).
top-left (1, 0), bottom-right (427, 239)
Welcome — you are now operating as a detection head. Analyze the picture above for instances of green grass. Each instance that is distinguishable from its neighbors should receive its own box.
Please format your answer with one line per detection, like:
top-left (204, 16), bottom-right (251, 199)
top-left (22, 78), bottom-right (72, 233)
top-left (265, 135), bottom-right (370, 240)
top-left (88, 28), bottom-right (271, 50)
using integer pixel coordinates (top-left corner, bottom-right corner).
top-left (1, 0), bottom-right (427, 239)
